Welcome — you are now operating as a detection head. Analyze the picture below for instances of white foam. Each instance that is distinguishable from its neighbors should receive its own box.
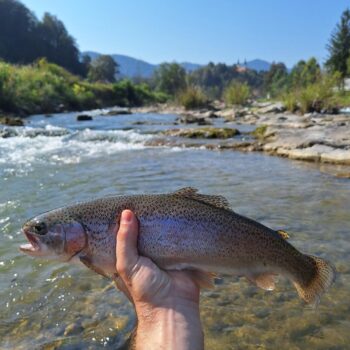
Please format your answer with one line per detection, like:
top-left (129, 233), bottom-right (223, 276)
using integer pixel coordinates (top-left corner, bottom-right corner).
top-left (0, 127), bottom-right (151, 174)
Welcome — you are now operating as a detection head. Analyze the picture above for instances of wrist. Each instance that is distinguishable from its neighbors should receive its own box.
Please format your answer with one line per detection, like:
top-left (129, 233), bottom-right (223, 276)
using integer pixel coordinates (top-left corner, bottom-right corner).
top-left (135, 299), bottom-right (203, 350)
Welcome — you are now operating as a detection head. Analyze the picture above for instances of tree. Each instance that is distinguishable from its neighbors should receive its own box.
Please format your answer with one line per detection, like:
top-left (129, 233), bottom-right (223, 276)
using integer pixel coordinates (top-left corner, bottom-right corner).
top-left (289, 57), bottom-right (321, 89)
top-left (37, 13), bottom-right (84, 75)
top-left (0, 0), bottom-right (38, 63)
top-left (153, 63), bottom-right (187, 95)
top-left (0, 0), bottom-right (86, 75)
top-left (88, 55), bottom-right (119, 83)
top-left (264, 62), bottom-right (288, 96)
top-left (325, 8), bottom-right (350, 78)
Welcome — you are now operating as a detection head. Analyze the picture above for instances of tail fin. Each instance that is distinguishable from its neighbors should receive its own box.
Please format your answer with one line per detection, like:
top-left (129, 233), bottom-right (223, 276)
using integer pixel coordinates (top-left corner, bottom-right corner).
top-left (293, 255), bottom-right (336, 306)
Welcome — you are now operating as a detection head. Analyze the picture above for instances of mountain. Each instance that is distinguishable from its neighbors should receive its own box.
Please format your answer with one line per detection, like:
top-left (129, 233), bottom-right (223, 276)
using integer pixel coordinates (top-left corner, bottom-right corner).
top-left (245, 59), bottom-right (271, 72)
top-left (83, 51), bottom-right (156, 78)
top-left (83, 51), bottom-right (271, 78)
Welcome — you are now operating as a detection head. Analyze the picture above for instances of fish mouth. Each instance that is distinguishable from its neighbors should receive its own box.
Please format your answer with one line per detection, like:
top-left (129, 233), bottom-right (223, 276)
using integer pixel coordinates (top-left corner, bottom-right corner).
top-left (20, 229), bottom-right (41, 255)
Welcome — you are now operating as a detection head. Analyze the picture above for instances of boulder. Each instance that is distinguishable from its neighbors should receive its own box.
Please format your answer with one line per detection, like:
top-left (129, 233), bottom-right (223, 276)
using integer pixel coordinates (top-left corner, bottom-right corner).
top-left (165, 127), bottom-right (240, 139)
top-left (176, 114), bottom-right (212, 125)
top-left (0, 116), bottom-right (24, 126)
top-left (256, 102), bottom-right (286, 114)
top-left (76, 114), bottom-right (93, 121)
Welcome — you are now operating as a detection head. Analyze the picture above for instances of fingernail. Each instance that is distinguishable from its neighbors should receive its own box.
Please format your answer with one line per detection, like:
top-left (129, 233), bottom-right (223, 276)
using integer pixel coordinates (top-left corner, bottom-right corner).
top-left (121, 210), bottom-right (133, 223)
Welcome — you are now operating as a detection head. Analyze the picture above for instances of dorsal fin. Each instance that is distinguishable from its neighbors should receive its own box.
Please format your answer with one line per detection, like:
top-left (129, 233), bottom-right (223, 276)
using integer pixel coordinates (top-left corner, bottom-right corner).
top-left (277, 230), bottom-right (290, 240)
top-left (173, 187), bottom-right (231, 210)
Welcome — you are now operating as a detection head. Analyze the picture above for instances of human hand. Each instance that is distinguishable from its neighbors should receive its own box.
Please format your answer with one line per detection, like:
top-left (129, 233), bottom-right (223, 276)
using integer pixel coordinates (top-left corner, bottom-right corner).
top-left (115, 210), bottom-right (204, 350)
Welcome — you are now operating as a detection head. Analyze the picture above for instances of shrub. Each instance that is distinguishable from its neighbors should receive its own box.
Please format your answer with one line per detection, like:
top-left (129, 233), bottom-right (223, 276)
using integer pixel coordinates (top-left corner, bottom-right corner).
top-left (0, 61), bottom-right (164, 114)
top-left (280, 72), bottom-right (342, 114)
top-left (282, 92), bottom-right (299, 112)
top-left (177, 86), bottom-right (208, 110)
top-left (223, 81), bottom-right (250, 106)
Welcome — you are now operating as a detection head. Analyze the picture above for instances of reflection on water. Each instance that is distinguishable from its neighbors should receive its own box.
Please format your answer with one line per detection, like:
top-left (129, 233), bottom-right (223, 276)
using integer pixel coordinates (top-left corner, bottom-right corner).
top-left (0, 112), bottom-right (349, 349)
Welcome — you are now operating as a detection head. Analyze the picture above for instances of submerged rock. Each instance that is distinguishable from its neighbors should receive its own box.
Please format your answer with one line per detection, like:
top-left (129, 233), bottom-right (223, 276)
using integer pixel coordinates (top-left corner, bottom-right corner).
top-left (64, 322), bottom-right (84, 336)
top-left (76, 114), bottom-right (93, 121)
top-left (0, 116), bottom-right (24, 126)
top-left (165, 127), bottom-right (240, 139)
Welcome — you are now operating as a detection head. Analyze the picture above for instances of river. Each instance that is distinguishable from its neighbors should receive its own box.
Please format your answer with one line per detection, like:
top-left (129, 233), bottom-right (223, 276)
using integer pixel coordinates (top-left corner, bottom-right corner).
top-left (0, 112), bottom-right (349, 349)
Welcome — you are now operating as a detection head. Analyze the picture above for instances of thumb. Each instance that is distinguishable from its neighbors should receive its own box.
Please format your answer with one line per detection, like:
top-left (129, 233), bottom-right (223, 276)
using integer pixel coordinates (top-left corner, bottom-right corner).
top-left (116, 210), bottom-right (139, 281)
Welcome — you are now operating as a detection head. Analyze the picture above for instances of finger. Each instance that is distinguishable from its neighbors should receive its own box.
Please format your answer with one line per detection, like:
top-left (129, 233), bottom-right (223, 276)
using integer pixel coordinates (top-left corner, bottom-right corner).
top-left (116, 210), bottom-right (139, 281)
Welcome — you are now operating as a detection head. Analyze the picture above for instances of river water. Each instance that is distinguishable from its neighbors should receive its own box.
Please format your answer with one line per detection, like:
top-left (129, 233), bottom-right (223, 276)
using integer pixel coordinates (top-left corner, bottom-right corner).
top-left (0, 112), bottom-right (349, 349)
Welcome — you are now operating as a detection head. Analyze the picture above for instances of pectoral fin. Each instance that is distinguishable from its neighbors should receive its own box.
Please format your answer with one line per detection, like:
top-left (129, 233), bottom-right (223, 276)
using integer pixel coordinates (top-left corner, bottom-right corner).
top-left (246, 273), bottom-right (278, 291)
top-left (79, 255), bottom-right (109, 279)
top-left (187, 270), bottom-right (217, 289)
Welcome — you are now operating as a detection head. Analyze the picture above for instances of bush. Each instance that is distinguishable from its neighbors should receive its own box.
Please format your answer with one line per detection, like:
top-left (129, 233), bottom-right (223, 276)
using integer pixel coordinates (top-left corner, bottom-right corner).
top-left (281, 72), bottom-right (342, 114)
top-left (223, 81), bottom-right (250, 106)
top-left (282, 92), bottom-right (299, 112)
top-left (0, 61), bottom-right (164, 115)
top-left (177, 86), bottom-right (208, 110)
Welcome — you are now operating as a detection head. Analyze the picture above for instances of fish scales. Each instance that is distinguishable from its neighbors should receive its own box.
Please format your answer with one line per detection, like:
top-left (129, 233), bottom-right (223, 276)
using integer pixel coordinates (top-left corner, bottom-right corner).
top-left (20, 187), bottom-right (336, 305)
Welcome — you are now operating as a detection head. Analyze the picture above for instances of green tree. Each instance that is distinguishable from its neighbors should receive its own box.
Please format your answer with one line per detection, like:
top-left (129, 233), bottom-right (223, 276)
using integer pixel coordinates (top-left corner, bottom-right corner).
top-left (153, 63), bottom-right (187, 95)
top-left (0, 0), bottom-right (38, 63)
top-left (37, 13), bottom-right (84, 75)
top-left (325, 8), bottom-right (350, 78)
top-left (264, 62), bottom-right (288, 97)
top-left (88, 55), bottom-right (119, 83)
top-left (289, 57), bottom-right (321, 89)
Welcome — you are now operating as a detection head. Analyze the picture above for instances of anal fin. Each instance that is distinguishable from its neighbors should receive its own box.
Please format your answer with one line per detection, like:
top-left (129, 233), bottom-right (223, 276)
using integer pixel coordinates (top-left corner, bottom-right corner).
top-left (277, 230), bottom-right (290, 240)
top-left (246, 273), bottom-right (278, 291)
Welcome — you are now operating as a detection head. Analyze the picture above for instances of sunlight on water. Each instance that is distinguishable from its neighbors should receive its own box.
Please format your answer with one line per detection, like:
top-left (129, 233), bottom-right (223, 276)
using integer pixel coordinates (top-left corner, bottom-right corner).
top-left (0, 112), bottom-right (349, 349)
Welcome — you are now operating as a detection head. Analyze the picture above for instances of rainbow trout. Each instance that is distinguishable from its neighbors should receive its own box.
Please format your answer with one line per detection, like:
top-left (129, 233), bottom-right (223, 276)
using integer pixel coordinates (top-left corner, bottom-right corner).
top-left (20, 187), bottom-right (335, 304)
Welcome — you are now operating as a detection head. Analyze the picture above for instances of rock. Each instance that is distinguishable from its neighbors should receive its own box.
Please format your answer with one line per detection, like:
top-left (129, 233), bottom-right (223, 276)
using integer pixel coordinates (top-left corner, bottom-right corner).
top-left (251, 125), bottom-right (268, 139)
top-left (101, 107), bottom-right (131, 116)
top-left (233, 107), bottom-right (251, 118)
top-left (76, 114), bottom-right (93, 121)
top-left (165, 127), bottom-right (240, 139)
top-left (320, 149), bottom-right (350, 165)
top-left (64, 322), bottom-right (84, 336)
top-left (215, 108), bottom-right (235, 120)
top-left (0, 128), bottom-right (16, 138)
top-left (176, 114), bottom-right (212, 125)
top-left (336, 172), bottom-right (350, 179)
top-left (256, 102), bottom-right (286, 114)
top-left (0, 116), bottom-right (24, 126)
top-left (286, 145), bottom-right (335, 162)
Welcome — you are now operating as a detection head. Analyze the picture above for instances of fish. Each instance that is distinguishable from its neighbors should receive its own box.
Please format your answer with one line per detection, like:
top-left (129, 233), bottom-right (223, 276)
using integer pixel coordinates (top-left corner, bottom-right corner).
top-left (20, 187), bottom-right (336, 305)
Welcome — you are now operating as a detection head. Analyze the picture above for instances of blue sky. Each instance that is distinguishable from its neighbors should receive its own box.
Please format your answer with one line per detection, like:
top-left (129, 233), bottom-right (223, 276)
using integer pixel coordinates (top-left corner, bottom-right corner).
top-left (21, 0), bottom-right (349, 67)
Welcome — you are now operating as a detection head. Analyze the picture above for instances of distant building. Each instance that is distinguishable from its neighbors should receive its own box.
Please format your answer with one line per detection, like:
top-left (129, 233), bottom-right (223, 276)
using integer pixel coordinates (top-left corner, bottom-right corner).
top-left (235, 65), bottom-right (249, 73)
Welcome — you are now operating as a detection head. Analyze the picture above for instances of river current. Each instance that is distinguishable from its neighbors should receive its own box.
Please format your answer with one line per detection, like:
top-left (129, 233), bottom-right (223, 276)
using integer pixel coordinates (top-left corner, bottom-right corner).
top-left (0, 112), bottom-right (349, 349)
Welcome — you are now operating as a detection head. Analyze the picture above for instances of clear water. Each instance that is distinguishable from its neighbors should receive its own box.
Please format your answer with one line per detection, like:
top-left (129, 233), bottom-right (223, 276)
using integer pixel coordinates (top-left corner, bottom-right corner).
top-left (0, 112), bottom-right (349, 349)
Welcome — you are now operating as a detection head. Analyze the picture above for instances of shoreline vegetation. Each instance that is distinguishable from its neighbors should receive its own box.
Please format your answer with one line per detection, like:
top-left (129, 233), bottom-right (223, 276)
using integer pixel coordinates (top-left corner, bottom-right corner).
top-left (1, 1), bottom-right (350, 173)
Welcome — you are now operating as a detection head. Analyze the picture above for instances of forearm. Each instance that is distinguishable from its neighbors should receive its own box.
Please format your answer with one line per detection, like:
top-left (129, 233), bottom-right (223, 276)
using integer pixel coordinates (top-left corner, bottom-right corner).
top-left (134, 301), bottom-right (204, 350)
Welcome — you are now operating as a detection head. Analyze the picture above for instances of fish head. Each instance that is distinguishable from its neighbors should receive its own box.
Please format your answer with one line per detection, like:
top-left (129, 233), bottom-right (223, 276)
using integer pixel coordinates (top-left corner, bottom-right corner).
top-left (20, 212), bottom-right (87, 261)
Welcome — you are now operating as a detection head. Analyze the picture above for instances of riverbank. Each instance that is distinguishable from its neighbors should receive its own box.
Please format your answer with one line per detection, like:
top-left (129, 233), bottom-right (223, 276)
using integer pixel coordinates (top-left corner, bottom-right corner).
top-left (131, 102), bottom-right (350, 168)
top-left (1, 101), bottom-right (350, 173)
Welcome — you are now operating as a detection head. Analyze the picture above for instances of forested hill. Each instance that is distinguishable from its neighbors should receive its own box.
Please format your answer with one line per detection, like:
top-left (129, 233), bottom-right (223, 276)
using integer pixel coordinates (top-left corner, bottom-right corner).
top-left (0, 0), bottom-right (87, 75)
top-left (83, 51), bottom-right (203, 78)
top-left (83, 51), bottom-right (272, 79)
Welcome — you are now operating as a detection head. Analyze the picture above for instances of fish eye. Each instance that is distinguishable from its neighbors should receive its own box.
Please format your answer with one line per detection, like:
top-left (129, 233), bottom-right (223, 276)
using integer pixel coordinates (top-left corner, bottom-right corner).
top-left (34, 222), bottom-right (47, 235)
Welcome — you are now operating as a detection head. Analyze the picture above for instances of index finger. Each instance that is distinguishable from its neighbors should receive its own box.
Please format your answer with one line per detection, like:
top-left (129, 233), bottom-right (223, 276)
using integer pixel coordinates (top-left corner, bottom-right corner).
top-left (116, 210), bottom-right (139, 281)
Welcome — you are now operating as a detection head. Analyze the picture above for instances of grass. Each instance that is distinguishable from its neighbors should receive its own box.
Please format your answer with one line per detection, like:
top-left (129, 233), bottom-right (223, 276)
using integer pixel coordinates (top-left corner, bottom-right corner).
top-left (223, 81), bottom-right (250, 106)
top-left (0, 59), bottom-right (166, 115)
top-left (177, 86), bottom-right (208, 110)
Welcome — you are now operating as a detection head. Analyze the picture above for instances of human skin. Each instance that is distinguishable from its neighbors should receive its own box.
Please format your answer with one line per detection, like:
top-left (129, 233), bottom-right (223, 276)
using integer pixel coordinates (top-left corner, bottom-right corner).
top-left (115, 210), bottom-right (204, 350)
